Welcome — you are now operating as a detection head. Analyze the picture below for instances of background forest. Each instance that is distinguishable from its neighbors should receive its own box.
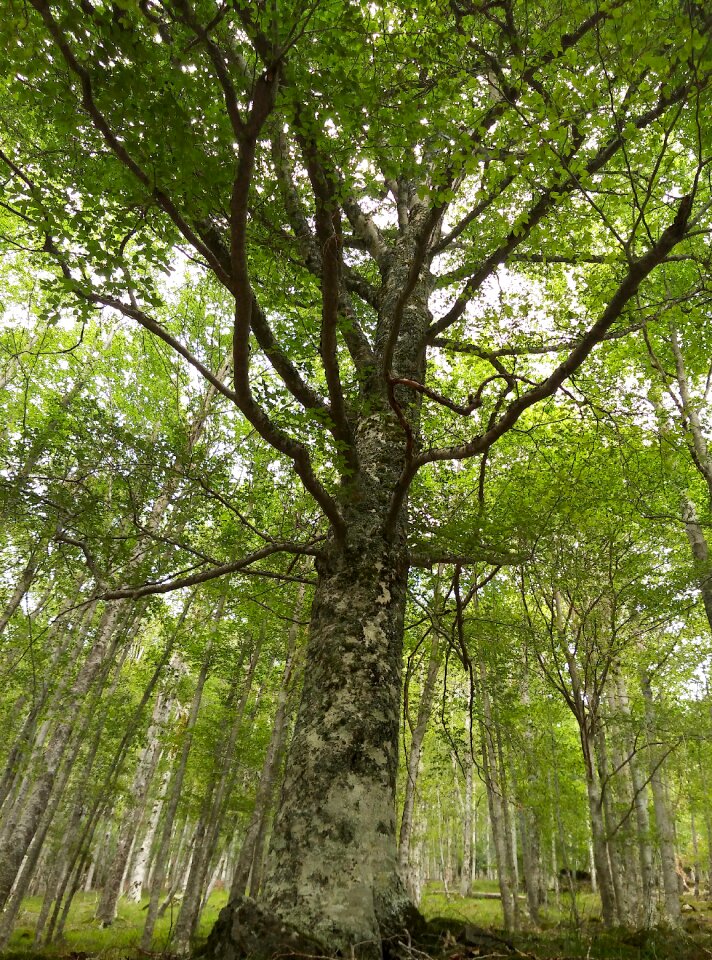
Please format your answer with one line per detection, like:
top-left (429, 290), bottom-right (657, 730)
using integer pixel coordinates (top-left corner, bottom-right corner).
top-left (1, 0), bottom-right (712, 959)
top-left (2, 252), bottom-right (712, 957)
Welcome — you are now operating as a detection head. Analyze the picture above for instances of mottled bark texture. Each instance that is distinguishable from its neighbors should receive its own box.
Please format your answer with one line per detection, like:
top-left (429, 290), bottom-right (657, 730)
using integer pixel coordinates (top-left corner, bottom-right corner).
top-left (211, 270), bottom-right (431, 956)
top-left (261, 529), bottom-right (411, 953)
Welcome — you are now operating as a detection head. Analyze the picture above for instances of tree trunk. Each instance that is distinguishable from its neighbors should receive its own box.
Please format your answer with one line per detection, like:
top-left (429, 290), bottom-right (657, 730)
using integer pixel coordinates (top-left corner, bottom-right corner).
top-left (460, 715), bottom-right (474, 899)
top-left (640, 671), bottom-right (680, 924)
top-left (614, 675), bottom-right (657, 926)
top-left (583, 728), bottom-right (617, 928)
top-left (691, 808), bottom-right (701, 899)
top-left (0, 556), bottom-right (37, 638)
top-left (232, 587), bottom-right (302, 899)
top-left (207, 281), bottom-right (431, 956)
top-left (477, 658), bottom-right (518, 932)
top-left (96, 667), bottom-right (178, 925)
top-left (125, 764), bottom-right (170, 902)
top-left (398, 618), bottom-right (442, 896)
top-left (140, 646), bottom-right (212, 949)
top-left (0, 602), bottom-right (123, 911)
top-left (259, 535), bottom-right (412, 954)
top-left (598, 727), bottom-right (632, 925)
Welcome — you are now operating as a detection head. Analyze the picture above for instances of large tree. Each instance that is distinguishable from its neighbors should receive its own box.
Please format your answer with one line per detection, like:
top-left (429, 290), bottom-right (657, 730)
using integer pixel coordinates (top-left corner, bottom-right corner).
top-left (1, 0), bottom-right (710, 953)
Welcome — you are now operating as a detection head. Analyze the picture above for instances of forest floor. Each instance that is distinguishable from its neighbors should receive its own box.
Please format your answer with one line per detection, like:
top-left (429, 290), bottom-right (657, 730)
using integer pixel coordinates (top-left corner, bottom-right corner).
top-left (2, 882), bottom-right (712, 960)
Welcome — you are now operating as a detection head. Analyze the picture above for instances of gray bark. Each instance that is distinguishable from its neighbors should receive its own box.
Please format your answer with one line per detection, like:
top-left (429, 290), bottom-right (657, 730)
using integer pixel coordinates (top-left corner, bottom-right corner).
top-left (583, 728), bottom-right (617, 928)
top-left (169, 627), bottom-right (261, 955)
top-left (614, 675), bottom-right (657, 926)
top-left (596, 727), bottom-right (631, 925)
top-left (640, 670), bottom-right (680, 924)
top-left (260, 530), bottom-right (412, 952)
top-left (398, 614), bottom-right (442, 896)
top-left (477, 657), bottom-right (518, 932)
top-left (0, 602), bottom-right (123, 911)
top-left (96, 663), bottom-right (179, 925)
top-left (140, 648), bottom-right (212, 949)
top-left (460, 714), bottom-right (474, 899)
top-left (242, 592), bottom-right (302, 898)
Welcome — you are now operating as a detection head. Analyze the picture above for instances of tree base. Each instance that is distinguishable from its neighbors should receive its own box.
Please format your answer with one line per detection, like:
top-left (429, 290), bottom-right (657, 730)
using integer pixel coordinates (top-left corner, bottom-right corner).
top-left (198, 896), bottom-right (518, 960)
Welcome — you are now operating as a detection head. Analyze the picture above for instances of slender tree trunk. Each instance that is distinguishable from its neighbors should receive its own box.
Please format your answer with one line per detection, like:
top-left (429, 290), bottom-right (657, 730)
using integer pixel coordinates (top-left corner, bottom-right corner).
top-left (141, 648), bottom-right (212, 948)
top-left (477, 658), bottom-right (518, 931)
top-left (96, 665), bottom-right (178, 925)
top-left (518, 673), bottom-right (541, 924)
top-left (614, 675), bottom-right (657, 926)
top-left (639, 671), bottom-right (680, 924)
top-left (232, 587), bottom-right (303, 899)
top-left (398, 617), bottom-right (442, 895)
top-left (703, 807), bottom-right (712, 902)
top-left (125, 764), bottom-right (171, 903)
top-left (691, 808), bottom-right (701, 898)
top-left (0, 556), bottom-right (37, 637)
top-left (172, 803), bottom-right (213, 955)
top-left (0, 593), bottom-right (96, 816)
top-left (582, 728), bottom-right (617, 928)
top-left (0, 602), bottom-right (124, 911)
top-left (169, 626), bottom-right (261, 955)
top-left (595, 728), bottom-right (630, 925)
top-left (460, 713), bottom-right (474, 898)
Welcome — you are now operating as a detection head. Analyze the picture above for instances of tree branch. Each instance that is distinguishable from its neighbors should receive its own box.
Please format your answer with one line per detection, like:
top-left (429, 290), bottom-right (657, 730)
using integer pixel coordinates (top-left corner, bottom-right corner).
top-left (100, 541), bottom-right (321, 600)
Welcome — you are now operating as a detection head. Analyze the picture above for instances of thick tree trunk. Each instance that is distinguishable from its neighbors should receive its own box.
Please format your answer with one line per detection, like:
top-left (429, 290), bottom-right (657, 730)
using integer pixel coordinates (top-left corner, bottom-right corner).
top-left (259, 535), bottom-right (411, 954)
top-left (206, 277), bottom-right (430, 956)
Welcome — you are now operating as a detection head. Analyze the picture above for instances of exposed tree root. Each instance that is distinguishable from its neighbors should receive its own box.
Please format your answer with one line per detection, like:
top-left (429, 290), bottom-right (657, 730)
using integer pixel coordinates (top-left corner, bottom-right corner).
top-left (198, 897), bottom-right (524, 960)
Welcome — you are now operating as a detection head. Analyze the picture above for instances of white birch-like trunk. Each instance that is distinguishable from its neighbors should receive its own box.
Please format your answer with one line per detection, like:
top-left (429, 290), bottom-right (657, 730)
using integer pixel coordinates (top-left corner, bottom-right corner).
top-left (125, 764), bottom-right (171, 902)
top-left (640, 671), bottom-right (680, 924)
top-left (0, 602), bottom-right (123, 911)
top-left (231, 587), bottom-right (302, 899)
top-left (96, 663), bottom-right (179, 925)
top-left (398, 616), bottom-right (442, 896)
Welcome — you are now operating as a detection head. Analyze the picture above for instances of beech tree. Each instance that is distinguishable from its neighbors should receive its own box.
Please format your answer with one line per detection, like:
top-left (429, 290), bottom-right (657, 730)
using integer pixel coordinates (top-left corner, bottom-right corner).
top-left (2, 0), bottom-right (711, 954)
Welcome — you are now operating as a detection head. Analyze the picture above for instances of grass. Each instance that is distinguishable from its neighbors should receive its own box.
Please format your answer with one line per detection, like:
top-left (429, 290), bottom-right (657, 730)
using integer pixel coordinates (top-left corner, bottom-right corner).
top-left (422, 881), bottom-right (712, 960)
top-left (4, 889), bottom-right (229, 958)
top-left (2, 883), bottom-right (711, 959)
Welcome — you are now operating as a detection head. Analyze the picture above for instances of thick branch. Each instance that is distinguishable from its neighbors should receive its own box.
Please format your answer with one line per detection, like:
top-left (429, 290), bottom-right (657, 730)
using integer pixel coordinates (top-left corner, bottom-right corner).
top-left (386, 194), bottom-right (694, 527)
top-left (422, 194), bottom-right (694, 466)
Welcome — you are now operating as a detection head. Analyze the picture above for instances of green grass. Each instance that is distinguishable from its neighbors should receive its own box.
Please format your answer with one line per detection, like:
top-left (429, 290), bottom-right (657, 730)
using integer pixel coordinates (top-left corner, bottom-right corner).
top-left (2, 884), bottom-right (711, 959)
top-left (4, 889), bottom-right (229, 958)
top-left (421, 881), bottom-right (712, 960)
